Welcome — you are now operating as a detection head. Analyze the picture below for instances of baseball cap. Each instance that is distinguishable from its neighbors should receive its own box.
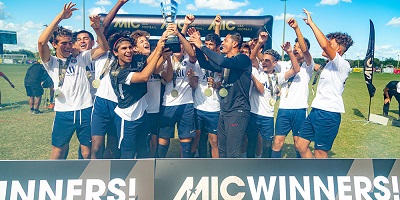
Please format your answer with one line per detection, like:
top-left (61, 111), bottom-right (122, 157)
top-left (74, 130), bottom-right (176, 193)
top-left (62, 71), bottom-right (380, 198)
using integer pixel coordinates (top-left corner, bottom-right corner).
top-left (397, 82), bottom-right (400, 93)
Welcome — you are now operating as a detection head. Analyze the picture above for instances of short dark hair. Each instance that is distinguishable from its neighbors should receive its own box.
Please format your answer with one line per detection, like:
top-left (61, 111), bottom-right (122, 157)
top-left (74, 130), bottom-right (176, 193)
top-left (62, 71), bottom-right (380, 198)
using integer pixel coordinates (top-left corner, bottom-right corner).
top-left (205, 33), bottom-right (221, 46)
top-left (74, 30), bottom-right (94, 41)
top-left (108, 31), bottom-right (132, 53)
top-left (228, 32), bottom-right (243, 49)
top-left (295, 37), bottom-right (311, 50)
top-left (326, 32), bottom-right (354, 53)
top-left (240, 43), bottom-right (251, 53)
top-left (130, 30), bottom-right (150, 46)
top-left (50, 26), bottom-right (72, 44)
top-left (263, 49), bottom-right (281, 61)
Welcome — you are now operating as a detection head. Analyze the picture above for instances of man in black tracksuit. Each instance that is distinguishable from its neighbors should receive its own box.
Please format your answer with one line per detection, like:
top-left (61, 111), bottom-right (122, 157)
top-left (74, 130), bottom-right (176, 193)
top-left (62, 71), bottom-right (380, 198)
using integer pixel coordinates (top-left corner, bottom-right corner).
top-left (190, 31), bottom-right (252, 158)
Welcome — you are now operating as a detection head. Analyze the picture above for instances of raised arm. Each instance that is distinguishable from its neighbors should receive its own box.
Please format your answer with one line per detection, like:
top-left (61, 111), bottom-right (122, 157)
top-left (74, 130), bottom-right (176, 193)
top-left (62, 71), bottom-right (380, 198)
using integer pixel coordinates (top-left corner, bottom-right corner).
top-left (161, 53), bottom-right (174, 83)
top-left (281, 42), bottom-right (300, 80)
top-left (303, 9), bottom-right (335, 61)
top-left (172, 23), bottom-right (196, 62)
top-left (288, 17), bottom-right (312, 66)
top-left (130, 36), bottom-right (167, 83)
top-left (102, 0), bottom-right (129, 36)
top-left (38, 2), bottom-right (77, 63)
top-left (1, 73), bottom-right (14, 88)
top-left (252, 74), bottom-right (264, 94)
top-left (181, 14), bottom-right (195, 36)
top-left (89, 15), bottom-right (109, 60)
top-left (250, 32), bottom-right (268, 62)
top-left (214, 15), bottom-right (221, 36)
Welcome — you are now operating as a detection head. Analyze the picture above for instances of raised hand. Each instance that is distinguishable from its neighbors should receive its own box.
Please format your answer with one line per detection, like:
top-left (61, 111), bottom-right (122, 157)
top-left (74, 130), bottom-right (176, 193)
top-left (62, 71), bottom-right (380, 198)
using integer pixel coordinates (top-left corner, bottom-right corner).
top-left (214, 14), bottom-right (221, 26)
top-left (118, 0), bottom-right (129, 3)
top-left (166, 23), bottom-right (179, 35)
top-left (187, 28), bottom-right (202, 48)
top-left (281, 41), bottom-right (292, 53)
top-left (258, 32), bottom-right (268, 44)
top-left (60, 2), bottom-right (78, 20)
top-left (184, 14), bottom-right (195, 25)
top-left (89, 15), bottom-right (102, 29)
top-left (187, 68), bottom-right (195, 78)
top-left (303, 9), bottom-right (313, 25)
top-left (287, 18), bottom-right (298, 29)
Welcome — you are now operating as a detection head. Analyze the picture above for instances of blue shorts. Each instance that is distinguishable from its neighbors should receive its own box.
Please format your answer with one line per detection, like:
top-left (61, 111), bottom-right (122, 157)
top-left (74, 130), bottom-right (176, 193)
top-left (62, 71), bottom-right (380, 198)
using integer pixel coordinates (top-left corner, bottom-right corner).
top-left (195, 109), bottom-right (219, 134)
top-left (299, 108), bottom-right (341, 151)
top-left (158, 104), bottom-right (195, 139)
top-left (91, 96), bottom-right (118, 137)
top-left (115, 113), bottom-right (149, 159)
top-left (147, 113), bottom-right (160, 136)
top-left (275, 108), bottom-right (307, 137)
top-left (246, 113), bottom-right (274, 141)
top-left (52, 107), bottom-right (92, 148)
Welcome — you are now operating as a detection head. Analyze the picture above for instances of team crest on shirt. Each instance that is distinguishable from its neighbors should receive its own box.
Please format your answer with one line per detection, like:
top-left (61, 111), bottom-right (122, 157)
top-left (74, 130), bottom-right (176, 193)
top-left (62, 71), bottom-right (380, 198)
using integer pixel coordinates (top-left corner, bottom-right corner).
top-left (71, 58), bottom-right (77, 64)
top-left (182, 60), bottom-right (187, 66)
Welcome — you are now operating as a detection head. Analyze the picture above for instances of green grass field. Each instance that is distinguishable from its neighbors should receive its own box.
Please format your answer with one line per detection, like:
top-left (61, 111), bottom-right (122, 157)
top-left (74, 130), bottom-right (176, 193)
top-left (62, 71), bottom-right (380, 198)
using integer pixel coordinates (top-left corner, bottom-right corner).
top-left (0, 64), bottom-right (399, 159)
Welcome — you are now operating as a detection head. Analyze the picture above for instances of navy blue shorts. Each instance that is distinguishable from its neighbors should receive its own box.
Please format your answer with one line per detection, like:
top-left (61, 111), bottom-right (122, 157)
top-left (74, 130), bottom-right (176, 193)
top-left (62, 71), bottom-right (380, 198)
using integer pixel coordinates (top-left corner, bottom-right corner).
top-left (147, 113), bottom-right (160, 136)
top-left (246, 112), bottom-right (274, 141)
top-left (194, 109), bottom-right (219, 134)
top-left (115, 113), bottom-right (149, 159)
top-left (158, 104), bottom-right (195, 139)
top-left (299, 108), bottom-right (341, 151)
top-left (25, 86), bottom-right (44, 97)
top-left (91, 96), bottom-right (118, 137)
top-left (275, 108), bottom-right (307, 137)
top-left (52, 107), bottom-right (92, 148)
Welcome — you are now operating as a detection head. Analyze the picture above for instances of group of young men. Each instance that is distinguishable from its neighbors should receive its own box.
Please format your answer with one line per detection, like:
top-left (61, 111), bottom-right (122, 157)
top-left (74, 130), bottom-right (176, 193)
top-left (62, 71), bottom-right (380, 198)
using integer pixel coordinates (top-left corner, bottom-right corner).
top-left (37, 1), bottom-right (354, 159)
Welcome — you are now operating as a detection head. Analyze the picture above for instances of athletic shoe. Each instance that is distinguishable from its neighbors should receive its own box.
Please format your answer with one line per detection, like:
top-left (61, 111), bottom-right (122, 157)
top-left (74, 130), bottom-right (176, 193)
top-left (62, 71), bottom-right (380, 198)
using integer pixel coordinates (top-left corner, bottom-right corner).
top-left (32, 110), bottom-right (43, 114)
top-left (47, 103), bottom-right (55, 110)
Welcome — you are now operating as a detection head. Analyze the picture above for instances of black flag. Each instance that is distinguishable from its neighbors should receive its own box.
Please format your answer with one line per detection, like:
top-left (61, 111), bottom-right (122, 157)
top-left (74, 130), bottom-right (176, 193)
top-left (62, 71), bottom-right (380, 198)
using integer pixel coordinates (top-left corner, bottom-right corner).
top-left (363, 20), bottom-right (376, 97)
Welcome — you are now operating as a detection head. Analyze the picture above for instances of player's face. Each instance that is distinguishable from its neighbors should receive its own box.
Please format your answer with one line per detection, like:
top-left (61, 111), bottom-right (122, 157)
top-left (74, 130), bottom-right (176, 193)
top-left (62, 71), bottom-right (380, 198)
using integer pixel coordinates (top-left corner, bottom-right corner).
top-left (134, 36), bottom-right (150, 55)
top-left (53, 35), bottom-right (73, 59)
top-left (75, 33), bottom-right (94, 52)
top-left (114, 41), bottom-right (134, 66)
top-left (240, 47), bottom-right (250, 57)
top-left (323, 38), bottom-right (341, 58)
top-left (205, 40), bottom-right (218, 52)
top-left (261, 54), bottom-right (276, 72)
top-left (293, 42), bottom-right (304, 62)
top-left (221, 35), bottom-right (237, 54)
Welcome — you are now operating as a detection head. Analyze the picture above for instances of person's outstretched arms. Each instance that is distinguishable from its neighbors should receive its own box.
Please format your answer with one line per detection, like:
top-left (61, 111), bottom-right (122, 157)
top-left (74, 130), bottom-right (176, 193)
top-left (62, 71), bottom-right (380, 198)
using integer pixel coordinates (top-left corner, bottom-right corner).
top-left (102, 0), bottom-right (129, 36)
top-left (38, 2), bottom-right (78, 63)
top-left (281, 42), bottom-right (300, 80)
top-left (288, 17), bottom-right (312, 66)
top-left (89, 15), bottom-right (109, 60)
top-left (181, 14), bottom-right (195, 36)
top-left (303, 8), bottom-right (335, 61)
top-left (214, 15), bottom-right (221, 36)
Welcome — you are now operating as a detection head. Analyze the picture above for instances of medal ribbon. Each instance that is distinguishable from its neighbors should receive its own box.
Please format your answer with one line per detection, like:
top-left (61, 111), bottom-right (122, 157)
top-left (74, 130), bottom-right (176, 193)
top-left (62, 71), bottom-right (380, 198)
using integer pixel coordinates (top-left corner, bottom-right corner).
top-left (57, 55), bottom-right (72, 87)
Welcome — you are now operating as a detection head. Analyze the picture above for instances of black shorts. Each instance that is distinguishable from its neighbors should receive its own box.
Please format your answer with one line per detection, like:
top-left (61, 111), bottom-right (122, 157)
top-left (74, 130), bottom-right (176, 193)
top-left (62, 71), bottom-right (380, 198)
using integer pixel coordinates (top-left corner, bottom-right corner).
top-left (25, 86), bottom-right (44, 97)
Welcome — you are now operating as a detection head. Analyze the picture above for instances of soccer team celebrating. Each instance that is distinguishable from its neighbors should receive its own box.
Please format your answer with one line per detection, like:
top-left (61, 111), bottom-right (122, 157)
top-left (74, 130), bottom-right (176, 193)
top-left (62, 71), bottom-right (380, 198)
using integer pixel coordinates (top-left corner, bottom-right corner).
top-left (37, 1), bottom-right (353, 159)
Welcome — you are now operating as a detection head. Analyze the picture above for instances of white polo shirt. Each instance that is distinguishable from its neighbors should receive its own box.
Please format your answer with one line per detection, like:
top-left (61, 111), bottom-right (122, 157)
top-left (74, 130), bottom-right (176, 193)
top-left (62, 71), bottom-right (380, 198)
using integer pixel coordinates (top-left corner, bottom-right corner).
top-left (193, 67), bottom-right (220, 112)
top-left (43, 51), bottom-right (93, 111)
top-left (311, 53), bottom-right (350, 113)
top-left (93, 51), bottom-right (118, 103)
top-left (145, 73), bottom-right (162, 114)
top-left (250, 67), bottom-right (285, 117)
top-left (163, 54), bottom-right (198, 106)
top-left (278, 60), bottom-right (314, 109)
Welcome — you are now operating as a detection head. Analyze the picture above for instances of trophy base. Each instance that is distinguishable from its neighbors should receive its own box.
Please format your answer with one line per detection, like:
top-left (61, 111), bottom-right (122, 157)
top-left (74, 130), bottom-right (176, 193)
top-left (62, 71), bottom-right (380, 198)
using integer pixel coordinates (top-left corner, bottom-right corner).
top-left (165, 36), bottom-right (181, 53)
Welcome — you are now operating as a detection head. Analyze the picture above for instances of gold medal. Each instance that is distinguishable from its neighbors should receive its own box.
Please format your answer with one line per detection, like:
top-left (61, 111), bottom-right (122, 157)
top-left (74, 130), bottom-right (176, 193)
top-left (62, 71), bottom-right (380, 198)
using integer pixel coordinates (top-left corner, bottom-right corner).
top-left (54, 89), bottom-right (62, 98)
top-left (171, 89), bottom-right (179, 98)
top-left (204, 88), bottom-right (212, 97)
top-left (219, 88), bottom-right (228, 97)
top-left (269, 98), bottom-right (276, 106)
top-left (92, 79), bottom-right (101, 88)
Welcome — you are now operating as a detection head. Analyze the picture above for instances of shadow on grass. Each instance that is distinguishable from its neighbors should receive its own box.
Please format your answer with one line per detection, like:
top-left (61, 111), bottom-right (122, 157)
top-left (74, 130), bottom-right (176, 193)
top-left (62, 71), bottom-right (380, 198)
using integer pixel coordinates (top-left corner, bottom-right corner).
top-left (353, 108), bottom-right (366, 119)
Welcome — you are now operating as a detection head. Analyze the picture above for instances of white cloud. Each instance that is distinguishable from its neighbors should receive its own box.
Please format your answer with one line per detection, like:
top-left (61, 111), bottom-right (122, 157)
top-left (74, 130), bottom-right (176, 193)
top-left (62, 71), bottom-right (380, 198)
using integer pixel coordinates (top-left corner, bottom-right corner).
top-left (234, 8), bottom-right (263, 16)
top-left (0, 1), bottom-right (11, 20)
top-left (317, 0), bottom-right (351, 6)
top-left (274, 13), bottom-right (303, 21)
top-left (191, 0), bottom-right (249, 10)
top-left (186, 4), bottom-right (197, 11)
top-left (117, 8), bottom-right (129, 14)
top-left (138, 0), bottom-right (160, 7)
top-left (88, 7), bottom-right (107, 16)
top-left (95, 0), bottom-right (112, 6)
top-left (386, 17), bottom-right (400, 27)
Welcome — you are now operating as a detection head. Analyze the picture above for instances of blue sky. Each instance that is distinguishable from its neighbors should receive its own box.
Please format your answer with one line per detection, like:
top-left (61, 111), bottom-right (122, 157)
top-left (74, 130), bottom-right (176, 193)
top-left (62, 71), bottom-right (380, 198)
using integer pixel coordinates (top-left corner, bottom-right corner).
top-left (0, 0), bottom-right (399, 60)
